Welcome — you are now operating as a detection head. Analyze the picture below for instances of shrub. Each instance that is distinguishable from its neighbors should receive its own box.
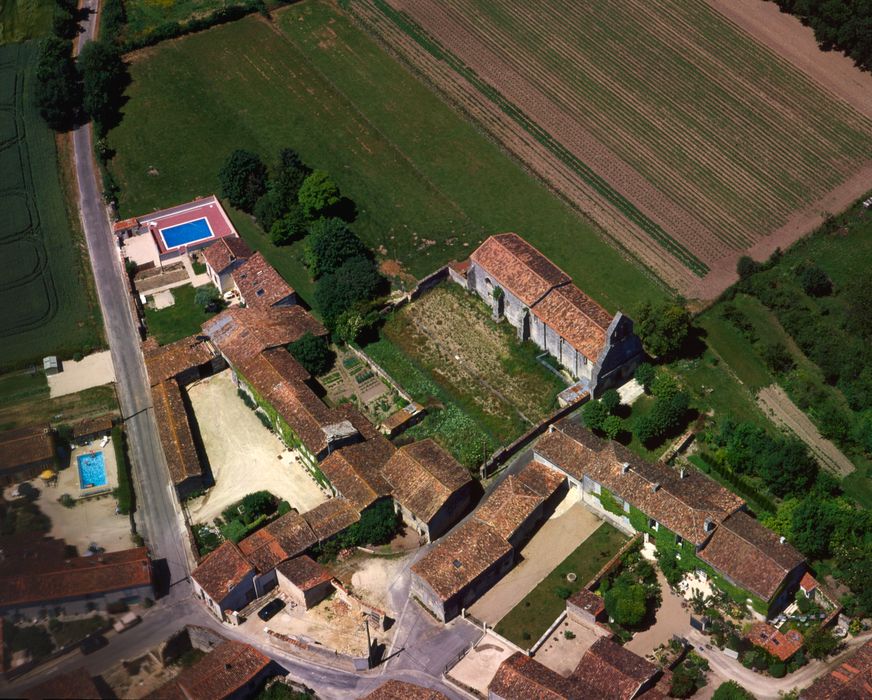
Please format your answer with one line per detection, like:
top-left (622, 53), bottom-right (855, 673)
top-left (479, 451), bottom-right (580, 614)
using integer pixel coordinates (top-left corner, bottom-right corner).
top-left (303, 218), bottom-right (368, 278)
top-left (298, 170), bottom-right (340, 218)
top-left (769, 662), bottom-right (786, 678)
top-left (288, 333), bottom-right (334, 376)
top-left (799, 264), bottom-right (832, 297)
top-left (600, 388), bottom-right (621, 414)
top-left (761, 342), bottom-right (794, 375)
top-left (555, 586), bottom-right (573, 600)
top-left (112, 425), bottom-right (135, 515)
top-left (634, 362), bottom-right (655, 392)
top-left (564, 630), bottom-right (576, 640)
top-left (604, 583), bottom-right (647, 627)
top-left (59, 493), bottom-right (75, 509)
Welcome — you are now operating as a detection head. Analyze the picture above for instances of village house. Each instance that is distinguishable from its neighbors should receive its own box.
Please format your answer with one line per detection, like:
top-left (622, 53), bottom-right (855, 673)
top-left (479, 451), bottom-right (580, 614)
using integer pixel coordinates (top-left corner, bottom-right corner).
top-left (191, 541), bottom-right (257, 620)
top-left (237, 510), bottom-right (318, 585)
top-left (533, 421), bottom-right (805, 616)
top-left (202, 236), bottom-right (254, 293)
top-left (746, 621), bottom-right (804, 663)
top-left (149, 639), bottom-right (281, 700)
top-left (319, 435), bottom-right (396, 512)
top-left (801, 639), bottom-right (872, 699)
top-left (410, 517), bottom-right (514, 623)
top-left (302, 498), bottom-right (361, 544)
top-left (275, 555), bottom-right (333, 609)
top-left (231, 252), bottom-right (297, 309)
top-left (0, 424), bottom-right (57, 487)
top-left (456, 233), bottom-right (643, 394)
top-left (143, 334), bottom-right (222, 388)
top-left (151, 378), bottom-right (205, 499)
top-left (381, 439), bottom-right (477, 542)
top-left (489, 637), bottom-right (663, 700)
top-left (0, 544), bottom-right (153, 617)
top-left (409, 459), bottom-right (566, 621)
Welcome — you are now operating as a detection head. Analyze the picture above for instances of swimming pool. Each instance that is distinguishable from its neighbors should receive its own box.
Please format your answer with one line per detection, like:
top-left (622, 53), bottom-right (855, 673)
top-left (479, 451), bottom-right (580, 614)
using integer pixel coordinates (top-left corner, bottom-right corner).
top-left (159, 217), bottom-right (214, 249)
top-left (77, 451), bottom-right (107, 488)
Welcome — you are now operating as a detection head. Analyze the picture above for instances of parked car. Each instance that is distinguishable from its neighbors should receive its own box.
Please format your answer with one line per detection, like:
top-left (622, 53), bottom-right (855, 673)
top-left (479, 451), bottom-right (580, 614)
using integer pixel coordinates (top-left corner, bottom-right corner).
top-left (257, 599), bottom-right (285, 621)
top-left (80, 634), bottom-right (108, 655)
top-left (113, 612), bottom-right (140, 633)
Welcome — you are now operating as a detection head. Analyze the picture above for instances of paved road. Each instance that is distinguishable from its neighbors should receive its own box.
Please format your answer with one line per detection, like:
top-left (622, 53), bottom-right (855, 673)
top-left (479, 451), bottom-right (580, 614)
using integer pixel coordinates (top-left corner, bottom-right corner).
top-left (72, 0), bottom-right (193, 592)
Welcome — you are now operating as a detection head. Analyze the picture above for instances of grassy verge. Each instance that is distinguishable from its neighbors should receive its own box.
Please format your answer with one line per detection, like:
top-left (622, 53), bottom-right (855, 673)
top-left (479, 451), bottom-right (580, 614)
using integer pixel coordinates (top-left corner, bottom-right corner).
top-left (0, 385), bottom-right (118, 433)
top-left (49, 616), bottom-right (108, 647)
top-left (112, 425), bottom-right (135, 515)
top-left (143, 284), bottom-right (219, 345)
top-left (494, 522), bottom-right (627, 646)
top-left (107, 2), bottom-right (666, 312)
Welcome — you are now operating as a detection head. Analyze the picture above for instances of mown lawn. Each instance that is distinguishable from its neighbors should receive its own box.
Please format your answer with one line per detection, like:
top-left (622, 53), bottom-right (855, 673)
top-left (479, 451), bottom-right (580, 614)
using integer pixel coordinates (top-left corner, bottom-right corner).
top-left (107, 1), bottom-right (666, 313)
top-left (494, 522), bottom-right (627, 646)
top-left (143, 284), bottom-right (219, 345)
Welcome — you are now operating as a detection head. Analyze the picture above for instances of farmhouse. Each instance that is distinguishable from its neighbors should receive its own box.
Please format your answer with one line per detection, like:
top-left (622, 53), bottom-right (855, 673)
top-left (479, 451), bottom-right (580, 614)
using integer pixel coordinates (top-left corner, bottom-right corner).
top-left (151, 379), bottom-right (205, 498)
top-left (533, 421), bottom-right (805, 614)
top-left (202, 236), bottom-right (253, 293)
top-left (275, 555), bottom-right (333, 609)
top-left (381, 439), bottom-right (476, 542)
top-left (458, 233), bottom-right (643, 394)
top-left (113, 195), bottom-right (238, 263)
top-left (409, 458), bottom-right (568, 621)
top-left (489, 638), bottom-right (661, 700)
top-left (231, 252), bottom-right (296, 309)
top-left (191, 540), bottom-right (257, 619)
top-left (149, 639), bottom-right (279, 700)
top-left (410, 517), bottom-right (514, 623)
top-left (0, 424), bottom-right (57, 487)
top-left (0, 545), bottom-right (153, 617)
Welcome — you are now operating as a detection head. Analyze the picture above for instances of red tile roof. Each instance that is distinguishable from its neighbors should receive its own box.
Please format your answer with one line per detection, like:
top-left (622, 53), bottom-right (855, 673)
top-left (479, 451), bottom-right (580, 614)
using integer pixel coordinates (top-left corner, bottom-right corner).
top-left (0, 547), bottom-right (151, 608)
top-left (532, 283), bottom-right (613, 361)
top-left (71, 415), bottom-right (114, 439)
top-left (201, 236), bottom-right (252, 275)
top-left (800, 571), bottom-right (818, 593)
top-left (302, 499), bottom-right (361, 542)
top-left (276, 555), bottom-right (332, 591)
top-left (471, 233), bottom-right (570, 307)
top-left (143, 334), bottom-right (215, 386)
top-left (27, 667), bottom-right (102, 699)
top-left (151, 380), bottom-right (202, 486)
top-left (0, 424), bottom-right (54, 471)
top-left (535, 424), bottom-right (744, 545)
top-left (362, 680), bottom-right (450, 700)
top-left (149, 640), bottom-right (271, 700)
top-left (382, 439), bottom-right (472, 524)
top-left (113, 216), bottom-right (139, 233)
top-left (231, 252), bottom-right (295, 309)
top-left (203, 306), bottom-right (325, 367)
top-left (237, 510), bottom-right (316, 573)
top-left (191, 541), bottom-right (254, 604)
top-left (567, 588), bottom-right (605, 619)
top-left (571, 637), bottom-right (658, 699)
top-left (474, 461), bottom-right (564, 541)
top-left (802, 640), bottom-right (872, 699)
top-left (746, 622), bottom-right (803, 662)
top-left (699, 510), bottom-right (805, 602)
top-left (411, 518), bottom-right (512, 602)
top-left (319, 436), bottom-right (395, 511)
top-left (489, 652), bottom-right (574, 699)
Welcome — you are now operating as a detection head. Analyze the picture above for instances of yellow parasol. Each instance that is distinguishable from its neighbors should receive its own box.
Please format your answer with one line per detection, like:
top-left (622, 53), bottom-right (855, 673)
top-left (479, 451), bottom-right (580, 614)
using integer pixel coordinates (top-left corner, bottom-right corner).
top-left (39, 469), bottom-right (56, 480)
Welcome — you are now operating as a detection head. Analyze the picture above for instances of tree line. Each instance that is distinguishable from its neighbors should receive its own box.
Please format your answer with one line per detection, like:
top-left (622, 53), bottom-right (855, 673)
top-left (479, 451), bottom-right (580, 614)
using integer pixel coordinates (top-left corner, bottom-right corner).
top-left (770, 0), bottom-right (872, 72)
top-left (218, 147), bottom-right (386, 344)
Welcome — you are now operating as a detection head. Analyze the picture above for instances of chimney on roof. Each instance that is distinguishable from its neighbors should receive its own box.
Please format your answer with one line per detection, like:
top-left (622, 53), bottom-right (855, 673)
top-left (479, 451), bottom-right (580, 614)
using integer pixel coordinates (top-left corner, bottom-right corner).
top-left (621, 462), bottom-right (630, 474)
top-left (651, 482), bottom-right (660, 492)
top-left (780, 536), bottom-right (786, 545)
top-left (704, 517), bottom-right (714, 533)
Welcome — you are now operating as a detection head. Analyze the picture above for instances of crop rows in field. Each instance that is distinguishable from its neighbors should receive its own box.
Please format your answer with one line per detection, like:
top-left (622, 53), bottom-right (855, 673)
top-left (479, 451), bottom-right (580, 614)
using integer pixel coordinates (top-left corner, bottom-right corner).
top-left (0, 43), bottom-right (101, 369)
top-left (355, 0), bottom-right (872, 298)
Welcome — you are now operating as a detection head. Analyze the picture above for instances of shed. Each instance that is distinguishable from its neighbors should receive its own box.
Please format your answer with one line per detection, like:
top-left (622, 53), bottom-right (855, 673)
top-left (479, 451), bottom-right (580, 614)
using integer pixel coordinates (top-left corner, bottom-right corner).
top-left (276, 556), bottom-right (333, 609)
top-left (43, 356), bottom-right (60, 375)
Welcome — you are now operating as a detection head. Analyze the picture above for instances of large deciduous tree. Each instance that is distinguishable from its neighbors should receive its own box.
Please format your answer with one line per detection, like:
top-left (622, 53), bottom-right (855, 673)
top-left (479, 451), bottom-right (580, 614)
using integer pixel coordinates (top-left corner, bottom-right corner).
top-left (218, 149), bottom-right (268, 213)
top-left (635, 301), bottom-right (691, 358)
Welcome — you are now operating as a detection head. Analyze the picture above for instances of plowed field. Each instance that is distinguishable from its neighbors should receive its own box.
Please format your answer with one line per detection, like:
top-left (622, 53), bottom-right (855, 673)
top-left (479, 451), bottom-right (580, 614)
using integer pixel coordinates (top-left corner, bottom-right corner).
top-left (353, 0), bottom-right (872, 298)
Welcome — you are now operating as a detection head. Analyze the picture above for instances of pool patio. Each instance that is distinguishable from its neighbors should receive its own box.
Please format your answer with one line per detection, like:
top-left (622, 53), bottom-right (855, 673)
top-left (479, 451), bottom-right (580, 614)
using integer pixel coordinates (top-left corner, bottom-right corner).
top-left (70, 435), bottom-right (119, 498)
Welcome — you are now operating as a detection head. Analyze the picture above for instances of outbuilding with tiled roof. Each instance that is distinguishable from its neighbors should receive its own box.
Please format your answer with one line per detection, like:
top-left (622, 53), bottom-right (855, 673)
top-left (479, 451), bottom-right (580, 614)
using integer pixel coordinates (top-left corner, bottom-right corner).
top-left (27, 667), bottom-right (102, 700)
top-left (276, 555), bottom-right (333, 609)
top-left (319, 436), bottom-right (395, 511)
top-left (237, 510), bottom-right (317, 575)
top-left (410, 518), bottom-right (513, 622)
top-left (302, 499), bottom-right (361, 543)
top-left (191, 541), bottom-right (256, 620)
top-left (151, 379), bottom-right (204, 498)
top-left (143, 334), bottom-right (219, 387)
top-left (0, 424), bottom-right (56, 487)
top-left (202, 236), bottom-right (252, 292)
top-left (382, 439), bottom-right (476, 542)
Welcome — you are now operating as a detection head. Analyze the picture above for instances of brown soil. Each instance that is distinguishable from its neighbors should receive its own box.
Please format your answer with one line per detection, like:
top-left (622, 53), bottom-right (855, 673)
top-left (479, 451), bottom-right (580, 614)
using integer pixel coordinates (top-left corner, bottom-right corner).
top-left (756, 385), bottom-right (855, 476)
top-left (706, 0), bottom-right (872, 121)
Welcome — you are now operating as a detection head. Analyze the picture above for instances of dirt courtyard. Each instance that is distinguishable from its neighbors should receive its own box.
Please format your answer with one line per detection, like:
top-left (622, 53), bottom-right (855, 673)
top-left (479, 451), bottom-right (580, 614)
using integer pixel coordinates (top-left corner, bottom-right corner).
top-left (47, 351), bottom-right (116, 398)
top-left (534, 616), bottom-right (609, 675)
top-left (185, 371), bottom-right (327, 524)
top-left (448, 631), bottom-right (518, 695)
top-left (468, 490), bottom-right (601, 625)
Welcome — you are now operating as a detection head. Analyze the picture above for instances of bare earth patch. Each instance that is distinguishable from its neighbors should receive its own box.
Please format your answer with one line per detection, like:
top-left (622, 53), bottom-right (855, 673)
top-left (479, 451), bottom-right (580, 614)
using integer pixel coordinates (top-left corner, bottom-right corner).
top-left (757, 384), bottom-right (855, 476)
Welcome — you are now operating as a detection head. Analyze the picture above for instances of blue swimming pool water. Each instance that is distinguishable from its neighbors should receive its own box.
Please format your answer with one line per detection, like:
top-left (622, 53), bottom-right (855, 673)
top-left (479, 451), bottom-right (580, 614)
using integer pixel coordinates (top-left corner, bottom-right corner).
top-left (160, 218), bottom-right (214, 249)
top-left (77, 452), bottom-right (107, 488)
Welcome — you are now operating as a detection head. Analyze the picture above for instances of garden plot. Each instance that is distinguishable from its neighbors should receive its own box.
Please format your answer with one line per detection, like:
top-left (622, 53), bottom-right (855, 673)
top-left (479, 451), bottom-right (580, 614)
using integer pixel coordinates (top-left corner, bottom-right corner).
top-left (185, 370), bottom-right (327, 524)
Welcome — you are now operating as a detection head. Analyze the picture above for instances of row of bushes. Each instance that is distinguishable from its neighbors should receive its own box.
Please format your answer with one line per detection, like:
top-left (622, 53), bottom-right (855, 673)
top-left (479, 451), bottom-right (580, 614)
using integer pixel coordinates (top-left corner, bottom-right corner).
top-left (112, 425), bottom-right (136, 515)
top-left (688, 454), bottom-right (776, 516)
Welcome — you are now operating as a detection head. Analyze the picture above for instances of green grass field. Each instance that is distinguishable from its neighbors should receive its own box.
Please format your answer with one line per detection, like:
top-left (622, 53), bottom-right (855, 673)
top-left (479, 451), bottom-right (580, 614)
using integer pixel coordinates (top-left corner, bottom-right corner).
top-left (123, 0), bottom-right (226, 39)
top-left (143, 284), bottom-right (219, 345)
top-left (107, 1), bottom-right (665, 314)
top-left (0, 43), bottom-right (102, 371)
top-left (494, 522), bottom-right (627, 646)
top-left (0, 0), bottom-right (52, 44)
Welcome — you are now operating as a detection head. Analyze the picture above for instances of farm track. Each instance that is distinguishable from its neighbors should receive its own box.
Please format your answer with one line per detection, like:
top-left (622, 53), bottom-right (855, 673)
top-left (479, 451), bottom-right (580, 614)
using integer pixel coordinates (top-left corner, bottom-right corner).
top-left (353, 0), bottom-right (872, 299)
